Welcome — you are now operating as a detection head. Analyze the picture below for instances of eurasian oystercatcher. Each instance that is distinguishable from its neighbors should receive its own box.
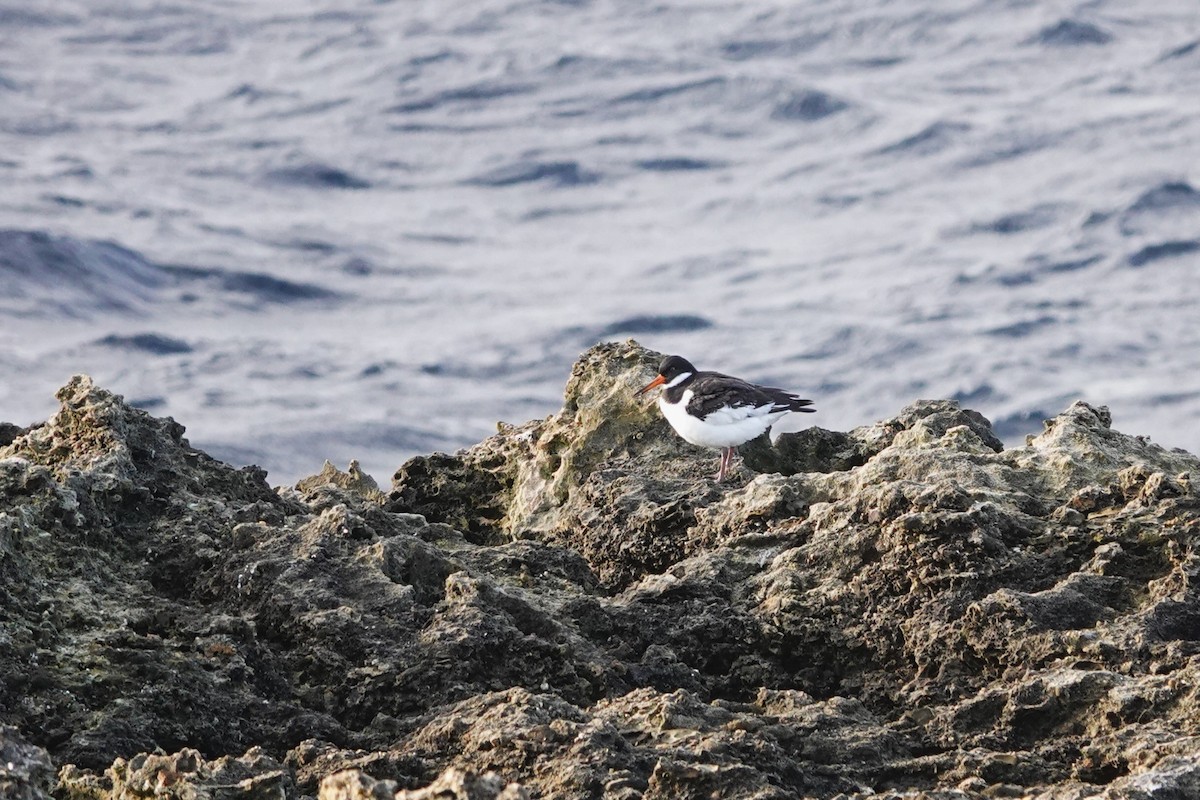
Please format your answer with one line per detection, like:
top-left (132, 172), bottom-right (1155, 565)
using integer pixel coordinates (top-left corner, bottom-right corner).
top-left (635, 354), bottom-right (816, 481)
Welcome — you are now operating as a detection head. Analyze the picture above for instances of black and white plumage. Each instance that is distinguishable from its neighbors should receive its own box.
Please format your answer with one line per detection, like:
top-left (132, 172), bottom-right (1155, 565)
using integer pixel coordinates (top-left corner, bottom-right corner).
top-left (635, 354), bottom-right (816, 481)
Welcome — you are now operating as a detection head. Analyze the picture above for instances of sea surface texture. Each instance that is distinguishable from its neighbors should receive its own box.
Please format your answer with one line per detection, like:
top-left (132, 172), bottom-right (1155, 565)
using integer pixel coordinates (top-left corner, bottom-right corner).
top-left (2, 0), bottom-right (1198, 483)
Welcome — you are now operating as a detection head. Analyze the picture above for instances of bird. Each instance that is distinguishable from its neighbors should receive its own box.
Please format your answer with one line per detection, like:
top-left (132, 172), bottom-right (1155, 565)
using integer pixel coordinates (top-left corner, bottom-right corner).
top-left (635, 354), bottom-right (816, 481)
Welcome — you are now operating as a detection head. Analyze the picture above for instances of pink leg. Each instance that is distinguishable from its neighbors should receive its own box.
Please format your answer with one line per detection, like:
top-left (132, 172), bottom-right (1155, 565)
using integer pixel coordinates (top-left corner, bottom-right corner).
top-left (715, 447), bottom-right (736, 481)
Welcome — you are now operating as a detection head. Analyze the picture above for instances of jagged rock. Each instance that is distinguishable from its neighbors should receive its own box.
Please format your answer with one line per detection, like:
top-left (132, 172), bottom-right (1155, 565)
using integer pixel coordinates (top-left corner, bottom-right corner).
top-left (0, 422), bottom-right (25, 448)
top-left (87, 747), bottom-right (290, 799)
top-left (389, 341), bottom-right (670, 542)
top-left (389, 450), bottom-right (514, 545)
top-left (294, 459), bottom-right (387, 503)
top-left (0, 377), bottom-right (308, 771)
top-left (2, 345), bottom-right (1200, 799)
top-left (742, 400), bottom-right (1003, 478)
top-left (318, 770), bottom-right (399, 800)
top-left (390, 347), bottom-right (1014, 589)
top-left (318, 766), bottom-right (527, 800)
top-left (0, 726), bottom-right (55, 800)
top-left (740, 425), bottom-right (867, 475)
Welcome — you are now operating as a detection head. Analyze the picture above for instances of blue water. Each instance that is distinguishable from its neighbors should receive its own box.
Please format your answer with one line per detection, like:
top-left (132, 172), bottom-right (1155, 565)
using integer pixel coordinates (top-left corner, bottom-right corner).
top-left (3, 1), bottom-right (1199, 483)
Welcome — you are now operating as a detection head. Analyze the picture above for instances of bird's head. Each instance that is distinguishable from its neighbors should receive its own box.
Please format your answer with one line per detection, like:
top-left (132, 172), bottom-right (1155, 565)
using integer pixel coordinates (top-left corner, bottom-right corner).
top-left (635, 354), bottom-right (696, 397)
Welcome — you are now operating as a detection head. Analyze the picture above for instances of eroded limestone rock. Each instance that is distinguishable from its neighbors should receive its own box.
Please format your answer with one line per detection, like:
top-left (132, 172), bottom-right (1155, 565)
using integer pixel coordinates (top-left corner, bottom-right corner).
top-left (2, 345), bottom-right (1198, 799)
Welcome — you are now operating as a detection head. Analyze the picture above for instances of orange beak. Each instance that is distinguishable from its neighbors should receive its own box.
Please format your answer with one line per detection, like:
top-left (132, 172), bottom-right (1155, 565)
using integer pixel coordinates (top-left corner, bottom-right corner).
top-left (635, 374), bottom-right (666, 397)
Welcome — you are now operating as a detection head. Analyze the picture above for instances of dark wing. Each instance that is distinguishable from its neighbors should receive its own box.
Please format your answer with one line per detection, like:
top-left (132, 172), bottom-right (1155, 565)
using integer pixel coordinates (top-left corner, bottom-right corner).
top-left (685, 371), bottom-right (815, 422)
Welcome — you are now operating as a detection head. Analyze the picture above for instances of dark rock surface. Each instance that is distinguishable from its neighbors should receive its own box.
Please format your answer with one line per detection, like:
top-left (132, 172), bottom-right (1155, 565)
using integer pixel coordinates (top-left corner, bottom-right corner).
top-left (0, 726), bottom-right (55, 800)
top-left (2, 341), bottom-right (1199, 799)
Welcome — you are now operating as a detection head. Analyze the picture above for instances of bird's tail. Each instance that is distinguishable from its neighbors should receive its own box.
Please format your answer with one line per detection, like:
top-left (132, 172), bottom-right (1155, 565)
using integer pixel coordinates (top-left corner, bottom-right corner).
top-left (765, 388), bottom-right (816, 413)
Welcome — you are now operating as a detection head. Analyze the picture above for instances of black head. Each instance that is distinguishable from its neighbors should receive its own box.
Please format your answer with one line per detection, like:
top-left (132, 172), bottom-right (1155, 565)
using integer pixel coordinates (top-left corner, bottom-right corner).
top-left (635, 354), bottom-right (697, 397)
top-left (657, 355), bottom-right (696, 382)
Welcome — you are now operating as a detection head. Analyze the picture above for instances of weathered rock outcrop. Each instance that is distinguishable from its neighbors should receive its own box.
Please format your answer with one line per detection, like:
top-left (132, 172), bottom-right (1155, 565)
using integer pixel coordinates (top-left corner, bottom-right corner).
top-left (2, 341), bottom-right (1198, 799)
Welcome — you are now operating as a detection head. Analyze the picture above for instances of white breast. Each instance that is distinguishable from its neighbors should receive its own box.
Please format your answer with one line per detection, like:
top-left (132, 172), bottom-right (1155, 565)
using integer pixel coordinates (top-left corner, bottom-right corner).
top-left (658, 390), bottom-right (791, 449)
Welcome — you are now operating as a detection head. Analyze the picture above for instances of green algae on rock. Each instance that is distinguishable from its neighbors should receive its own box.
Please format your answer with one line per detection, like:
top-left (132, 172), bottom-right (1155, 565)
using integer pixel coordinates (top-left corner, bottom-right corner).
top-left (389, 340), bottom-right (669, 540)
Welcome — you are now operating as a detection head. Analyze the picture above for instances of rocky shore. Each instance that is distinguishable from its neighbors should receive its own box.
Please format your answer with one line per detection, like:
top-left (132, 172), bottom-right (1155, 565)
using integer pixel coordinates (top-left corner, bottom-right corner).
top-left (2, 340), bottom-right (1198, 799)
